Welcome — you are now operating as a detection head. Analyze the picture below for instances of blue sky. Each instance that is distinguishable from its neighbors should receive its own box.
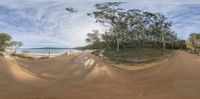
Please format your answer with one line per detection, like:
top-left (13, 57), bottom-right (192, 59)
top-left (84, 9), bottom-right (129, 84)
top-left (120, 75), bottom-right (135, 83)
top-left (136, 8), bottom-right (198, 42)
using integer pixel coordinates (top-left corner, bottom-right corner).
top-left (0, 0), bottom-right (200, 48)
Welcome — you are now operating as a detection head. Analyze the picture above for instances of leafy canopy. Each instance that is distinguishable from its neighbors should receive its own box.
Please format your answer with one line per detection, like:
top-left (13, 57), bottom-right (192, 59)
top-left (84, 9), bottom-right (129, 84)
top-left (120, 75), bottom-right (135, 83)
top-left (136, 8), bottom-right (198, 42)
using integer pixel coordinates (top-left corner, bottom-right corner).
top-left (0, 33), bottom-right (11, 43)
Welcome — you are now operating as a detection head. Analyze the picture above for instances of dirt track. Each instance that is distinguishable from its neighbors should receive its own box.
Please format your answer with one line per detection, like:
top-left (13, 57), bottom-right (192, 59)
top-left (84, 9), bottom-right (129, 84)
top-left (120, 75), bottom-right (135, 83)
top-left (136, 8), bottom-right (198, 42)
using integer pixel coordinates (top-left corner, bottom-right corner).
top-left (0, 51), bottom-right (200, 99)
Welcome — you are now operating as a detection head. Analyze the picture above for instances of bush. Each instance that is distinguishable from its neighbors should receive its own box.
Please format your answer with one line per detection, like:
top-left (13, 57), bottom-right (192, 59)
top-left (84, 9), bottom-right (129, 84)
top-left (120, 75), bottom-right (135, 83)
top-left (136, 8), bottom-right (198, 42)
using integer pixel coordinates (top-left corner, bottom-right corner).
top-left (102, 48), bottom-right (171, 64)
top-left (14, 50), bottom-right (49, 60)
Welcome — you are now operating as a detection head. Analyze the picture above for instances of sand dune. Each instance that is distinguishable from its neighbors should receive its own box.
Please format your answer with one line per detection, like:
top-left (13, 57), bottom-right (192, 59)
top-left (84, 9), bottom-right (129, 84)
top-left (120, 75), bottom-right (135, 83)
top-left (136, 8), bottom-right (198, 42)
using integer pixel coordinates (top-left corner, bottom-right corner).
top-left (0, 51), bottom-right (200, 99)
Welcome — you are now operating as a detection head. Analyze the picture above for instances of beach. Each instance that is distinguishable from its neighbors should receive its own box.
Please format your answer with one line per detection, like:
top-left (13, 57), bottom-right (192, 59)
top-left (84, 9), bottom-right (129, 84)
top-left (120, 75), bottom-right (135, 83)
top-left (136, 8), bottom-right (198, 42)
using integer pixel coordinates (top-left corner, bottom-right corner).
top-left (0, 51), bottom-right (200, 99)
top-left (1, 1), bottom-right (200, 98)
top-left (13, 48), bottom-right (79, 58)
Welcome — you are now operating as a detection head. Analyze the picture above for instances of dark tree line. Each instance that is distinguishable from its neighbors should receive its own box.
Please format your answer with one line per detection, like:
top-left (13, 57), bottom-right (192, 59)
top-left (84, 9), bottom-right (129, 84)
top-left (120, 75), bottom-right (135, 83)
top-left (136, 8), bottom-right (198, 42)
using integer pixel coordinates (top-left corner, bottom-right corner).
top-left (86, 2), bottom-right (178, 54)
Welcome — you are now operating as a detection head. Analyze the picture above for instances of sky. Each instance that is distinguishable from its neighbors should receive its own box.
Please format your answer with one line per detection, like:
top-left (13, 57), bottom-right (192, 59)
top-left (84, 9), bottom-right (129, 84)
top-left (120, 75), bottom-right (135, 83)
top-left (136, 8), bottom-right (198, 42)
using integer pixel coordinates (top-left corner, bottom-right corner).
top-left (0, 0), bottom-right (200, 48)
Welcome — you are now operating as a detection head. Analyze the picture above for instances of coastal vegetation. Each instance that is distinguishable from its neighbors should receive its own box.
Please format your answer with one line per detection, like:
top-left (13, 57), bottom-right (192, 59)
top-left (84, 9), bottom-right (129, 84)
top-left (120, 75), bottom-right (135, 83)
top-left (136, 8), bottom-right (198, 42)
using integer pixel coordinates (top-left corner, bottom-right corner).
top-left (0, 33), bottom-right (48, 59)
top-left (0, 33), bottom-right (23, 52)
top-left (0, 33), bottom-right (12, 51)
top-left (102, 48), bottom-right (172, 64)
top-left (82, 2), bottom-right (182, 63)
top-left (187, 33), bottom-right (200, 54)
top-left (15, 52), bottom-right (50, 60)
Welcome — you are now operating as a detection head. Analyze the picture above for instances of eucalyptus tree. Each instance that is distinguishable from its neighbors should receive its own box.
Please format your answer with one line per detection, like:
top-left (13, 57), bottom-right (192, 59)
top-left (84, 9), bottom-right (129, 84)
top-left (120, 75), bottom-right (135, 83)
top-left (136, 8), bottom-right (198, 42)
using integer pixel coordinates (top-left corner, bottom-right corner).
top-left (153, 13), bottom-right (172, 54)
top-left (85, 30), bottom-right (101, 44)
top-left (142, 11), bottom-right (156, 47)
top-left (163, 31), bottom-right (177, 49)
top-left (127, 10), bottom-right (159, 48)
top-left (86, 2), bottom-right (176, 52)
top-left (126, 10), bottom-right (142, 47)
top-left (88, 2), bottom-right (126, 51)
top-left (127, 9), bottom-right (143, 47)
top-left (169, 31), bottom-right (177, 49)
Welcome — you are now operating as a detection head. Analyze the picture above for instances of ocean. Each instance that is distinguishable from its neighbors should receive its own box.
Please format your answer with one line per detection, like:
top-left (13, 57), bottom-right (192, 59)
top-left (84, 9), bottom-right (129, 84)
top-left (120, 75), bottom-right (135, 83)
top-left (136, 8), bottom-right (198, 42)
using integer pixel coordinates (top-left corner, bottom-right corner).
top-left (18, 48), bottom-right (76, 54)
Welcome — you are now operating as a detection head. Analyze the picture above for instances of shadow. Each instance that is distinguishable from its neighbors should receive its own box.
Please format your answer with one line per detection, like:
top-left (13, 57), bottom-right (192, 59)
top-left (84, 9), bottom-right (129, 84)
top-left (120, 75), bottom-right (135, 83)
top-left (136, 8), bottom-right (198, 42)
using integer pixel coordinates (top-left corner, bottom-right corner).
top-left (3, 57), bottom-right (46, 83)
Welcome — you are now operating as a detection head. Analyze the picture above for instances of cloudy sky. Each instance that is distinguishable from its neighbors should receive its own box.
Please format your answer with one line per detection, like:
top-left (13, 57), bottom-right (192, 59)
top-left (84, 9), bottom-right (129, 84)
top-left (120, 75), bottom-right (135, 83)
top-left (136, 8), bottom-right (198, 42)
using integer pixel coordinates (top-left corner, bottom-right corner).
top-left (0, 0), bottom-right (200, 48)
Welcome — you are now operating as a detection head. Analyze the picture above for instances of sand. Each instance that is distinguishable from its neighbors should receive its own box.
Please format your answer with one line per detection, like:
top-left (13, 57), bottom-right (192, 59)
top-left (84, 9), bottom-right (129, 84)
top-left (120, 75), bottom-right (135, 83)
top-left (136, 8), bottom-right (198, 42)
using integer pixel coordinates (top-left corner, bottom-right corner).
top-left (0, 51), bottom-right (200, 99)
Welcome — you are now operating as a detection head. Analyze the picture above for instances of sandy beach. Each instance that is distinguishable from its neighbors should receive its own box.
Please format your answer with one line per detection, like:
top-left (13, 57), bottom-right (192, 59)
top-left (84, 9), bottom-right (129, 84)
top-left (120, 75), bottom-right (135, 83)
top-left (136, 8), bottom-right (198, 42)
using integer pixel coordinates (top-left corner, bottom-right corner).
top-left (14, 49), bottom-right (80, 58)
top-left (0, 51), bottom-right (200, 99)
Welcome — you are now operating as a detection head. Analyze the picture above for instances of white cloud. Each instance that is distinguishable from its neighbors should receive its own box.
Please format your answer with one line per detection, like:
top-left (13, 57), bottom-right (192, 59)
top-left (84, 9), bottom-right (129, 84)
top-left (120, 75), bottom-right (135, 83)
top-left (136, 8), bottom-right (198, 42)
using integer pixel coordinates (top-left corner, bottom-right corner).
top-left (0, 0), bottom-right (200, 47)
top-left (0, 1), bottom-right (106, 48)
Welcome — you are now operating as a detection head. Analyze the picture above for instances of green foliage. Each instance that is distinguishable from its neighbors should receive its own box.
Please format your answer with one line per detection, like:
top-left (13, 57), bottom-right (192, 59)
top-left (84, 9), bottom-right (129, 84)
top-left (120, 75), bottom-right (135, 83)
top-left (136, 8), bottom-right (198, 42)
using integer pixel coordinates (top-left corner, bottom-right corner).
top-left (9, 41), bottom-right (23, 48)
top-left (8, 41), bottom-right (23, 54)
top-left (15, 50), bottom-right (49, 60)
top-left (191, 33), bottom-right (200, 39)
top-left (78, 42), bottom-right (106, 50)
top-left (85, 30), bottom-right (101, 44)
top-left (15, 54), bottom-right (48, 60)
top-left (0, 33), bottom-right (11, 41)
top-left (82, 2), bottom-right (180, 65)
top-left (0, 33), bottom-right (23, 52)
top-left (188, 33), bottom-right (200, 49)
top-left (178, 40), bottom-right (187, 50)
top-left (187, 33), bottom-right (200, 55)
top-left (14, 50), bottom-right (33, 59)
top-left (86, 2), bottom-right (178, 53)
top-left (39, 56), bottom-right (50, 59)
top-left (102, 48), bottom-right (171, 64)
top-left (0, 33), bottom-right (12, 51)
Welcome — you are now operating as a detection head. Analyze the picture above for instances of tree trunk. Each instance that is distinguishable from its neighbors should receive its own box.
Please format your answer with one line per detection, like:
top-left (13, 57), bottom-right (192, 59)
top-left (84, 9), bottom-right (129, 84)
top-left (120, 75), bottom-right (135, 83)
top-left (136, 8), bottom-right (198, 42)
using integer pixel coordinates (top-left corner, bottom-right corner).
top-left (142, 28), bottom-right (145, 48)
top-left (171, 40), bottom-right (173, 49)
top-left (161, 31), bottom-right (166, 54)
top-left (154, 40), bottom-right (157, 48)
top-left (117, 34), bottom-right (120, 51)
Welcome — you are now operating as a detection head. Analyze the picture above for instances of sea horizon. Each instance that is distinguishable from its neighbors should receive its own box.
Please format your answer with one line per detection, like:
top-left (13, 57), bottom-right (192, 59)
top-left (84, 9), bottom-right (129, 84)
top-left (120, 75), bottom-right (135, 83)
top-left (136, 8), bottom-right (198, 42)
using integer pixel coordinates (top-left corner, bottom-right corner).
top-left (18, 47), bottom-right (77, 54)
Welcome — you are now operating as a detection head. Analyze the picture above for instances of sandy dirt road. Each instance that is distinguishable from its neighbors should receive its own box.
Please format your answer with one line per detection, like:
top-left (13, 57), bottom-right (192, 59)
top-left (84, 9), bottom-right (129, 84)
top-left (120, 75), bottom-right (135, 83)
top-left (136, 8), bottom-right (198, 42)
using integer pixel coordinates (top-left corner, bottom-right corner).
top-left (0, 51), bottom-right (200, 99)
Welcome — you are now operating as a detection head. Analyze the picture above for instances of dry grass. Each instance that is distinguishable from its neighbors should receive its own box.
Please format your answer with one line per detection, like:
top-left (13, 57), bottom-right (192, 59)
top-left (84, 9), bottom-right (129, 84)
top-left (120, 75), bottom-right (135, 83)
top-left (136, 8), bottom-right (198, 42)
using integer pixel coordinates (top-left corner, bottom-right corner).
top-left (113, 58), bottom-right (168, 71)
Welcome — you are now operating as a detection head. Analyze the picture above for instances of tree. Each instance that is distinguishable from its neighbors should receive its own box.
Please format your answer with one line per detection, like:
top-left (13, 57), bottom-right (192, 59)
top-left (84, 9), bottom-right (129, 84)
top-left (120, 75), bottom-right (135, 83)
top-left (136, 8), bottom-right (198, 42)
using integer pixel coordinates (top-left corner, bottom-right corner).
top-left (9, 41), bottom-right (23, 54)
top-left (87, 2), bottom-right (176, 52)
top-left (88, 2), bottom-right (126, 51)
top-left (188, 33), bottom-right (200, 51)
top-left (0, 33), bottom-right (12, 51)
top-left (179, 40), bottom-right (187, 50)
top-left (153, 13), bottom-right (172, 54)
top-left (85, 30), bottom-right (101, 44)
